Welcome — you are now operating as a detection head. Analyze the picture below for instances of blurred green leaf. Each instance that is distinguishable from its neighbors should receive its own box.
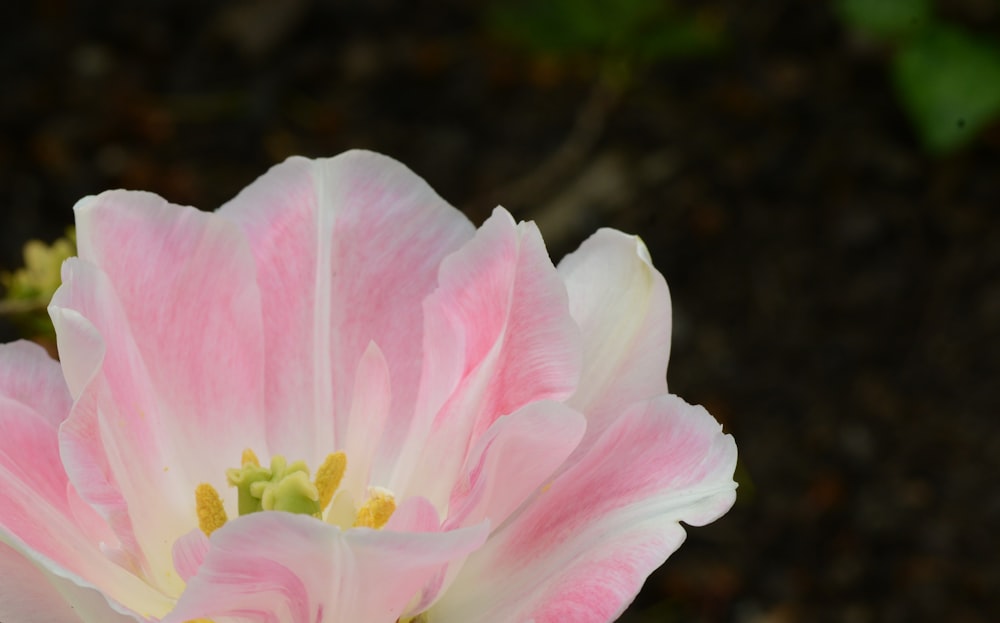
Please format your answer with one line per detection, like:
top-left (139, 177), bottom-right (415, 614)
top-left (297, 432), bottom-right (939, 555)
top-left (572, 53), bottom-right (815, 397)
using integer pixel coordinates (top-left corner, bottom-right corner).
top-left (835, 0), bottom-right (932, 39)
top-left (630, 13), bottom-right (724, 62)
top-left (0, 227), bottom-right (76, 339)
top-left (489, 0), bottom-right (722, 62)
top-left (892, 24), bottom-right (1000, 152)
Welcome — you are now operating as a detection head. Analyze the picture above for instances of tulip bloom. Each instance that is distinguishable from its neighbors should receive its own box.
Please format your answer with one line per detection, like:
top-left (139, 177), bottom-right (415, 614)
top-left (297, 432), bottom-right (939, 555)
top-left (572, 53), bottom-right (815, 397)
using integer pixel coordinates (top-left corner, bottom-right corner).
top-left (0, 150), bottom-right (737, 623)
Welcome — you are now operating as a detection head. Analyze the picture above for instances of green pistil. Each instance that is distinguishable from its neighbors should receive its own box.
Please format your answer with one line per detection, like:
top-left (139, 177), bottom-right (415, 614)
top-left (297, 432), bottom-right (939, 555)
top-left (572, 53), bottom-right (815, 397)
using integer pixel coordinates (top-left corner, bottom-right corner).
top-left (226, 455), bottom-right (321, 517)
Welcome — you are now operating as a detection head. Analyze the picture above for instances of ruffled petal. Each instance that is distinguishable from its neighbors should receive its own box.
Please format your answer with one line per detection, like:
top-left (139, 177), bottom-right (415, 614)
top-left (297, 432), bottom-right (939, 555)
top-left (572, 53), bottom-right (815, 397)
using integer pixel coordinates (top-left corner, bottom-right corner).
top-left (0, 364), bottom-right (172, 618)
top-left (444, 400), bottom-right (585, 531)
top-left (431, 395), bottom-right (737, 623)
top-left (164, 513), bottom-right (489, 623)
top-left (395, 208), bottom-right (582, 507)
top-left (399, 402), bottom-right (585, 617)
top-left (217, 152), bottom-right (475, 465)
top-left (559, 229), bottom-right (672, 448)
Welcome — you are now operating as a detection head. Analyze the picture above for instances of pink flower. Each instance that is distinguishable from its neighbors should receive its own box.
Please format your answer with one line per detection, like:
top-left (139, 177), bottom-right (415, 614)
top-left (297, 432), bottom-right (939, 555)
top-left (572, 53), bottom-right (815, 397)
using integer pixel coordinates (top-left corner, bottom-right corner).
top-left (0, 150), bottom-right (737, 623)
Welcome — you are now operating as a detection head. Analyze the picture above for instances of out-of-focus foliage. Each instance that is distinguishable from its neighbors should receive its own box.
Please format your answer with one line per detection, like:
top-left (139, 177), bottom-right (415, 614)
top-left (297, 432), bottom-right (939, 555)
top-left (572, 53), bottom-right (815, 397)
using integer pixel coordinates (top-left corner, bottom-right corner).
top-left (488, 0), bottom-right (724, 64)
top-left (1, 228), bottom-right (76, 338)
top-left (836, 0), bottom-right (931, 38)
top-left (835, 0), bottom-right (1000, 153)
top-left (893, 25), bottom-right (1000, 153)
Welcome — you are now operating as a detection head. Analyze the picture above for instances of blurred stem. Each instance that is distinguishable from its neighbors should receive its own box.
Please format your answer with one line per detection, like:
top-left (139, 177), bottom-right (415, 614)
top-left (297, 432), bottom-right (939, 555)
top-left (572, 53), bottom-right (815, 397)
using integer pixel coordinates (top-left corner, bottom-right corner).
top-left (0, 299), bottom-right (48, 315)
top-left (476, 60), bottom-right (629, 212)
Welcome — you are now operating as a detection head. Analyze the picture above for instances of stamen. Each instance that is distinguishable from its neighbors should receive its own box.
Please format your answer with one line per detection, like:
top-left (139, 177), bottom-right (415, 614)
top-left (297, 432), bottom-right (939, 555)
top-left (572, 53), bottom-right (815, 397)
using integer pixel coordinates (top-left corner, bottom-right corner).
top-left (195, 484), bottom-right (228, 536)
top-left (353, 488), bottom-right (396, 529)
top-left (241, 448), bottom-right (260, 467)
top-left (314, 452), bottom-right (347, 513)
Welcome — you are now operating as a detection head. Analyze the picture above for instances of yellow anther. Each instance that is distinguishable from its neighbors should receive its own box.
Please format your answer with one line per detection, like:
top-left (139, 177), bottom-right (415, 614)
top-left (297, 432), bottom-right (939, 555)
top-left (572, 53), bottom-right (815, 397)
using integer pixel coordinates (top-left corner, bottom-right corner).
top-left (195, 484), bottom-right (228, 536)
top-left (314, 452), bottom-right (347, 513)
top-left (184, 619), bottom-right (216, 623)
top-left (353, 488), bottom-right (396, 530)
top-left (241, 448), bottom-right (260, 467)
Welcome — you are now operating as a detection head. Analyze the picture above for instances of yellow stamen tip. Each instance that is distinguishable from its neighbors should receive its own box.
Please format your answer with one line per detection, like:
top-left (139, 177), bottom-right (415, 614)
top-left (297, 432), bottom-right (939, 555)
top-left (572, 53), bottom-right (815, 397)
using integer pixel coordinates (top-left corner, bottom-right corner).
top-left (314, 452), bottom-right (347, 512)
top-left (241, 448), bottom-right (260, 467)
top-left (195, 483), bottom-right (228, 536)
top-left (353, 488), bottom-right (396, 530)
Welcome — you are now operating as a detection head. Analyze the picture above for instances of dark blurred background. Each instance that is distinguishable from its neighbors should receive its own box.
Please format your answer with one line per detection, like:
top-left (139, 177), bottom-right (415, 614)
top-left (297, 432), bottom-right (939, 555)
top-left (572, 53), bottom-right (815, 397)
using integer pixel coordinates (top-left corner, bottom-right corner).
top-left (1, 1), bottom-right (997, 621)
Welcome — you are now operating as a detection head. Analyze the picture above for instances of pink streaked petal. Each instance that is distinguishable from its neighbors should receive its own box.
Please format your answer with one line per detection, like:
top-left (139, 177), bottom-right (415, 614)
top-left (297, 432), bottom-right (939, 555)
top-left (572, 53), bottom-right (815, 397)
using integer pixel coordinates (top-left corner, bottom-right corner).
top-left (66, 482), bottom-right (119, 554)
top-left (558, 229), bottom-right (672, 447)
top-left (0, 341), bottom-right (72, 429)
top-left (0, 542), bottom-right (137, 623)
top-left (0, 378), bottom-right (168, 616)
top-left (396, 208), bottom-right (582, 504)
top-left (72, 191), bottom-right (268, 472)
top-left (383, 496), bottom-right (441, 533)
top-left (432, 395), bottom-right (736, 623)
top-left (0, 403), bottom-right (90, 581)
top-left (51, 262), bottom-right (191, 594)
top-left (165, 513), bottom-right (489, 623)
top-left (445, 400), bottom-right (585, 531)
top-left (382, 496), bottom-right (446, 616)
top-left (54, 191), bottom-right (269, 591)
top-left (0, 445), bottom-right (172, 619)
top-left (171, 529), bottom-right (210, 582)
top-left (217, 152), bottom-right (475, 464)
top-left (400, 402), bottom-right (585, 618)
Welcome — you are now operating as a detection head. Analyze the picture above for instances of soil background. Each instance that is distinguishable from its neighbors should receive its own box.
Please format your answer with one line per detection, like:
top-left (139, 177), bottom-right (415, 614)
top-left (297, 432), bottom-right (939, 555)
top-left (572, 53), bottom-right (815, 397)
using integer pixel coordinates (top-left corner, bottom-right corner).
top-left (1, 1), bottom-right (997, 622)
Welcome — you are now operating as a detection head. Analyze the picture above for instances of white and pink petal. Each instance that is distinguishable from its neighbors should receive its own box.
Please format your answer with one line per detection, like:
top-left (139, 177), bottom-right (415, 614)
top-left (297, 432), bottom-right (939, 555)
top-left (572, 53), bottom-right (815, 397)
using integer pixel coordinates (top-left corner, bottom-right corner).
top-left (396, 208), bottom-right (583, 507)
top-left (0, 345), bottom-right (172, 619)
top-left (0, 542), bottom-right (137, 623)
top-left (165, 513), bottom-right (489, 623)
top-left (51, 192), bottom-right (270, 595)
top-left (217, 152), bottom-right (475, 465)
top-left (431, 394), bottom-right (737, 623)
top-left (559, 229), bottom-right (672, 448)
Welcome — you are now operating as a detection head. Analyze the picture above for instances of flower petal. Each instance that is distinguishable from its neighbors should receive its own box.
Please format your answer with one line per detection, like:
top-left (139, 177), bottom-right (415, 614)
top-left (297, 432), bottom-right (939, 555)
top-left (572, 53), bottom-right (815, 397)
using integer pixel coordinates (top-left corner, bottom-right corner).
top-left (431, 395), bottom-right (737, 623)
top-left (217, 152), bottom-right (475, 464)
top-left (559, 229), bottom-right (672, 448)
top-left (444, 400), bottom-right (586, 531)
top-left (0, 340), bottom-right (72, 429)
top-left (341, 341), bottom-right (392, 498)
top-left (71, 190), bottom-right (268, 467)
top-left (396, 208), bottom-right (582, 507)
top-left (51, 191), bottom-right (268, 594)
top-left (0, 367), bottom-right (172, 619)
top-left (0, 542), bottom-right (136, 623)
top-left (171, 529), bottom-right (210, 583)
top-left (165, 513), bottom-right (489, 623)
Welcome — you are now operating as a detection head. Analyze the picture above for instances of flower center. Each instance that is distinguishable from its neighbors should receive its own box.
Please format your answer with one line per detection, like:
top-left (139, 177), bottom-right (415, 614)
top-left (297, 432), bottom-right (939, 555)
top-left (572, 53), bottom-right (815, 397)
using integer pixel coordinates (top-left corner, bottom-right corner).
top-left (194, 448), bottom-right (396, 536)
